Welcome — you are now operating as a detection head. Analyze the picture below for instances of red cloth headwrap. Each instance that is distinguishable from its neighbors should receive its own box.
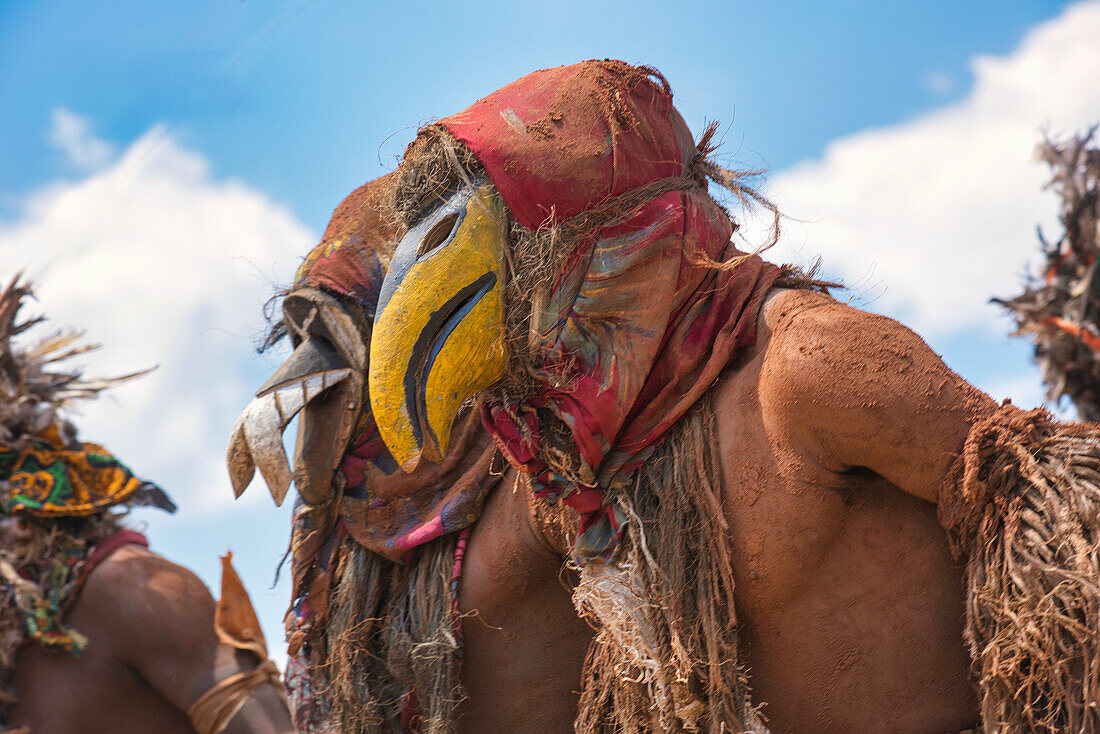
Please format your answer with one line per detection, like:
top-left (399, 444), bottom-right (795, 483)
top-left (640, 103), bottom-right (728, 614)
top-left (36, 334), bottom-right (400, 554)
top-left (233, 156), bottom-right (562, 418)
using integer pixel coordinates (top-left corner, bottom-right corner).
top-left (435, 60), bottom-right (781, 561)
top-left (293, 172), bottom-right (399, 314)
top-left (441, 61), bottom-right (693, 229)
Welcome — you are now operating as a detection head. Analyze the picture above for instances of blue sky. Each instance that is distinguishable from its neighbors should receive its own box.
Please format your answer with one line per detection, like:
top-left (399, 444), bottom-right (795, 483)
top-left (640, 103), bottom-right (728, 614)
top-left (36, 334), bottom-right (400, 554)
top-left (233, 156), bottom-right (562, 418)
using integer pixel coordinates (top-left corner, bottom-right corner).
top-left (1, 0), bottom-right (1096, 664)
top-left (1, 0), bottom-right (1075, 225)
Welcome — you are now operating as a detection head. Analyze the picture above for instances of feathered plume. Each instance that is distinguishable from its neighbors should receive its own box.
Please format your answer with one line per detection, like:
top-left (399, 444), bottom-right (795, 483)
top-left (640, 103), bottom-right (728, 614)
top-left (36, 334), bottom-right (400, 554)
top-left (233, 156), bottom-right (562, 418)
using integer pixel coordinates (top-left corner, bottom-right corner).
top-left (0, 274), bottom-right (152, 448)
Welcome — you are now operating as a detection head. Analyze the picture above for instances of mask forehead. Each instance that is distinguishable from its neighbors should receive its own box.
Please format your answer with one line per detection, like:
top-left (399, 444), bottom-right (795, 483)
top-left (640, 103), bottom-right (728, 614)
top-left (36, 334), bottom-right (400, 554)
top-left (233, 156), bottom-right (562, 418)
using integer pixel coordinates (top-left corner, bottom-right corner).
top-left (377, 184), bottom-right (476, 315)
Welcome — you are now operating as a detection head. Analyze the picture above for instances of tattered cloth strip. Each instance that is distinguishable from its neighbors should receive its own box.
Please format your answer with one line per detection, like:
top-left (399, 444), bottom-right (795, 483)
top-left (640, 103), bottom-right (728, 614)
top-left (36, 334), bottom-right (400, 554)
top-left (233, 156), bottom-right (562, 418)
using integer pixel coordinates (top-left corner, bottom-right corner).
top-left (939, 402), bottom-right (1100, 733)
top-left (573, 393), bottom-right (768, 734)
top-left (994, 129), bottom-right (1100, 420)
top-left (434, 59), bottom-right (782, 563)
top-left (280, 178), bottom-right (503, 734)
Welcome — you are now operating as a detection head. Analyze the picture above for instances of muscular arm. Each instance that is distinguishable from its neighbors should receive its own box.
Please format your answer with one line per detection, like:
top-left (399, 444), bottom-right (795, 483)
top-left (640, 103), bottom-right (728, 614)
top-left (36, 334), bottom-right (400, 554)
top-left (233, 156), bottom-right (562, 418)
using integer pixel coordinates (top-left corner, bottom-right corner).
top-left (79, 546), bottom-right (294, 734)
top-left (757, 289), bottom-right (996, 502)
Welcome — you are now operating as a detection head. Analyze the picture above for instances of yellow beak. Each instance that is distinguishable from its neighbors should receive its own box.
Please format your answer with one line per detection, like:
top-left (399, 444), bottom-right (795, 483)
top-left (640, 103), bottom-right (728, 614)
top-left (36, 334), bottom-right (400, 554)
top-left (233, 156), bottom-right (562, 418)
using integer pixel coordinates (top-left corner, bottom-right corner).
top-left (369, 183), bottom-right (508, 471)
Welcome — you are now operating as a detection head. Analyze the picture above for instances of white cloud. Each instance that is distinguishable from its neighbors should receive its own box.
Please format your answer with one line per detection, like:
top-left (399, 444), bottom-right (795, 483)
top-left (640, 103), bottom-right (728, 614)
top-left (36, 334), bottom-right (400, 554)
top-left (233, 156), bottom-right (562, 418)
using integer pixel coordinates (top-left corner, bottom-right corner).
top-left (762, 1), bottom-right (1100, 338)
top-left (47, 108), bottom-right (116, 170)
top-left (1, 113), bottom-right (315, 515)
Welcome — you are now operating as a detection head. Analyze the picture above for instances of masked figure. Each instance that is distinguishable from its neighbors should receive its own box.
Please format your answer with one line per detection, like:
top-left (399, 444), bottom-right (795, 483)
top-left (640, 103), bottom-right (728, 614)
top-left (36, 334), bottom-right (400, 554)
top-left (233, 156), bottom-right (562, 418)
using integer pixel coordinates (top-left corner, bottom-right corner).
top-left (366, 61), bottom-right (1100, 733)
top-left (229, 174), bottom-right (525, 733)
top-left (0, 278), bottom-right (292, 734)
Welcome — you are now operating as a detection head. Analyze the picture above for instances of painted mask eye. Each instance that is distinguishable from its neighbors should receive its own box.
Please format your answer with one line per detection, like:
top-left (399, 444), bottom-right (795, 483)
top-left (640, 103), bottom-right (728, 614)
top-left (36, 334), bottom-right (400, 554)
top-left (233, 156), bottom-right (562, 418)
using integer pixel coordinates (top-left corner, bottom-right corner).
top-left (418, 212), bottom-right (459, 257)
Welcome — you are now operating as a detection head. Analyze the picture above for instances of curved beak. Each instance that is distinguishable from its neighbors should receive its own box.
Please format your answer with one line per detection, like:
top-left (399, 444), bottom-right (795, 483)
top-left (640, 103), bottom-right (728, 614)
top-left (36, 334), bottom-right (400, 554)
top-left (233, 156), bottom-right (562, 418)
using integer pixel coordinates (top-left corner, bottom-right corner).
top-left (227, 288), bottom-right (367, 506)
top-left (369, 184), bottom-right (508, 471)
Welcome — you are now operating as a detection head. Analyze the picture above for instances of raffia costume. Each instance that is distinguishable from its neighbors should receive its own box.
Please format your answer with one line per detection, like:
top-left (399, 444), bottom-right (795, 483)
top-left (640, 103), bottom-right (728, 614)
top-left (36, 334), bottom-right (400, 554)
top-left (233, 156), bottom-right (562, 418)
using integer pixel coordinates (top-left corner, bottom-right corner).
top-left (985, 130), bottom-right (1100, 731)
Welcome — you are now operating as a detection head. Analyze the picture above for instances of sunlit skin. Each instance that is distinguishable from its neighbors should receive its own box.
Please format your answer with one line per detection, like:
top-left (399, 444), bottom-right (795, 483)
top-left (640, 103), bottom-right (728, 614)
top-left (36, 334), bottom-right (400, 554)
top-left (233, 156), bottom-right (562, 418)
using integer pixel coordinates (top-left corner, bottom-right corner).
top-left (452, 287), bottom-right (990, 734)
top-left (10, 545), bottom-right (294, 734)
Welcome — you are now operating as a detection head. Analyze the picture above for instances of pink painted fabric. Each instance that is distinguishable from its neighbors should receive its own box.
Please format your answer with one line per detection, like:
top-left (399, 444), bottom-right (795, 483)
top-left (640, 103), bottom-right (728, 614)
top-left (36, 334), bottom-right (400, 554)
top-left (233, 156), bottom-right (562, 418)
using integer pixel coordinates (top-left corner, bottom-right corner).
top-left (438, 60), bottom-right (781, 560)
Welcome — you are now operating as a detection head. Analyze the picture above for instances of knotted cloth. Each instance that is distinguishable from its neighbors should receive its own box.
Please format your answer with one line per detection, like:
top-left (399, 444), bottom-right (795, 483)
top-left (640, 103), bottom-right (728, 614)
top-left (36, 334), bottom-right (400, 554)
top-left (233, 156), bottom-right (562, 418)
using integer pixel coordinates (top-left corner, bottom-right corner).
top-left (0, 425), bottom-right (147, 517)
top-left (435, 60), bottom-right (781, 560)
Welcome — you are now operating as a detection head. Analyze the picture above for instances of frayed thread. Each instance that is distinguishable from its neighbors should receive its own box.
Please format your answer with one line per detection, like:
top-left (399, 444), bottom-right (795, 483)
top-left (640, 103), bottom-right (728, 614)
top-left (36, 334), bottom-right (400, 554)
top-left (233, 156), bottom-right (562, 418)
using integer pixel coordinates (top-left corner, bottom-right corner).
top-left (572, 396), bottom-right (768, 734)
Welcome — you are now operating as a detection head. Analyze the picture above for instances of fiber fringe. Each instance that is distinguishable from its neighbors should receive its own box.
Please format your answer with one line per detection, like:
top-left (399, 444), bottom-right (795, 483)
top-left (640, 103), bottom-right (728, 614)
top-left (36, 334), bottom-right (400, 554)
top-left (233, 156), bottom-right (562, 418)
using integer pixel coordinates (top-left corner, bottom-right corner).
top-left (572, 396), bottom-right (767, 734)
top-left (317, 534), bottom-right (462, 734)
top-left (940, 403), bottom-right (1100, 733)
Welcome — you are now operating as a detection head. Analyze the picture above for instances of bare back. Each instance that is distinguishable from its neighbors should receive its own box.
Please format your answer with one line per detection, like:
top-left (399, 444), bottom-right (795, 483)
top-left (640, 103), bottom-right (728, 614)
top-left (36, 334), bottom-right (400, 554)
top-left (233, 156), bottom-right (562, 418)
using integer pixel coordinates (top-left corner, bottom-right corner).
top-left (11, 545), bottom-right (292, 734)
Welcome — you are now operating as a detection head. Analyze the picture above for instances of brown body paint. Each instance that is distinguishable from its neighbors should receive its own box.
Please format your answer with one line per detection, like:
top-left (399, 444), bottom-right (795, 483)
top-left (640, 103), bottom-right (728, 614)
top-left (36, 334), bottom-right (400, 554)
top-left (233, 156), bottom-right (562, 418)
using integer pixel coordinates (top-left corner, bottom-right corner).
top-left (456, 288), bottom-right (994, 733)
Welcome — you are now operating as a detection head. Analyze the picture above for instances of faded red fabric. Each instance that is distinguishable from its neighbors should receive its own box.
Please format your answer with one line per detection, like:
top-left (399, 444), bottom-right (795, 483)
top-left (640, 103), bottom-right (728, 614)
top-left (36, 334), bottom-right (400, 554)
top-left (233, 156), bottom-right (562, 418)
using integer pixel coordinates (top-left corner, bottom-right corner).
top-left (441, 61), bottom-right (691, 230)
top-left (336, 411), bottom-right (500, 561)
top-left (292, 171), bottom-right (400, 313)
top-left (437, 60), bottom-right (781, 560)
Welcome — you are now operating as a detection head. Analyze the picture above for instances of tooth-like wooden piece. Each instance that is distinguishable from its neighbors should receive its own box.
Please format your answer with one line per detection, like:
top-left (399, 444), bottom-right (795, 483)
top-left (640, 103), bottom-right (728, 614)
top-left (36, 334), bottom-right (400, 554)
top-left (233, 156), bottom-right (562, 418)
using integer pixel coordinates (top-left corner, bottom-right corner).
top-left (226, 418), bottom-right (256, 498)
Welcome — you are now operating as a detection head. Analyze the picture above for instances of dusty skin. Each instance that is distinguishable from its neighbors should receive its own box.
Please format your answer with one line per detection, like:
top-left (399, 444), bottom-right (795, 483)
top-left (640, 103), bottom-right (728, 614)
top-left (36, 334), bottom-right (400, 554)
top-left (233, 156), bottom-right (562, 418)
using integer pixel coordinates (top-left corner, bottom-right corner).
top-left (456, 288), bottom-right (993, 734)
top-left (10, 545), bottom-right (294, 734)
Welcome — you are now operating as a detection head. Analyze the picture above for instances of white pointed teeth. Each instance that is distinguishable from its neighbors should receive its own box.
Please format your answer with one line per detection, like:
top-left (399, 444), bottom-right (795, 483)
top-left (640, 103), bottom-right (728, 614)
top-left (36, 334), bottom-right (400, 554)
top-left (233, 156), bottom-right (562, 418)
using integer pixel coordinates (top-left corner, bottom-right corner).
top-left (228, 289), bottom-right (367, 507)
top-left (227, 395), bottom-right (293, 506)
top-left (226, 368), bottom-right (354, 506)
top-left (226, 419), bottom-right (257, 499)
top-left (259, 368), bottom-right (353, 411)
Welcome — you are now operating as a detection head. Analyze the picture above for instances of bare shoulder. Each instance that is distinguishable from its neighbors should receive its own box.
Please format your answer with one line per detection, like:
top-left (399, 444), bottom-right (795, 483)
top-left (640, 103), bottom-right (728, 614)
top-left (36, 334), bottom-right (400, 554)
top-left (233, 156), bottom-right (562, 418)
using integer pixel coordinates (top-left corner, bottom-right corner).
top-left (757, 286), bottom-right (966, 401)
top-left (75, 544), bottom-right (217, 663)
top-left (72, 545), bottom-right (294, 732)
top-left (752, 286), bottom-right (993, 501)
top-left (759, 287), bottom-right (907, 348)
top-left (758, 286), bottom-right (843, 335)
top-left (80, 545), bottom-right (215, 618)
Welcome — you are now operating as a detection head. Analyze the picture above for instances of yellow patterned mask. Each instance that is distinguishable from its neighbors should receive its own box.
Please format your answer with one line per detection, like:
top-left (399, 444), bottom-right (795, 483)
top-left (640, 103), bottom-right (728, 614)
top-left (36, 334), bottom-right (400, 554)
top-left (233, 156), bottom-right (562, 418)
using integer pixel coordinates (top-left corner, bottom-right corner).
top-left (369, 182), bottom-right (508, 471)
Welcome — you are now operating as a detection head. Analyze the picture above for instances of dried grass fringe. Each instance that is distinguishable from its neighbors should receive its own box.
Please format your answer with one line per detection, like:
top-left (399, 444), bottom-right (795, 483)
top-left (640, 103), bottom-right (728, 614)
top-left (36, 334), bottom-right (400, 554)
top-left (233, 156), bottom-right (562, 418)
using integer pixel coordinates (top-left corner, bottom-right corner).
top-left (320, 533), bottom-right (462, 734)
top-left (572, 394), bottom-right (768, 734)
top-left (940, 403), bottom-right (1100, 733)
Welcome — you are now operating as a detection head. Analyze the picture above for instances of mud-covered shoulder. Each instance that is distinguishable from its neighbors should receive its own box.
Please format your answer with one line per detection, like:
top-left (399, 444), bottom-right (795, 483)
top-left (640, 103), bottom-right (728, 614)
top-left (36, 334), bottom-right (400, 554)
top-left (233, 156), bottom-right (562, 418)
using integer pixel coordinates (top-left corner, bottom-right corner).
top-left (756, 288), bottom-right (995, 503)
top-left (758, 286), bottom-right (841, 338)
